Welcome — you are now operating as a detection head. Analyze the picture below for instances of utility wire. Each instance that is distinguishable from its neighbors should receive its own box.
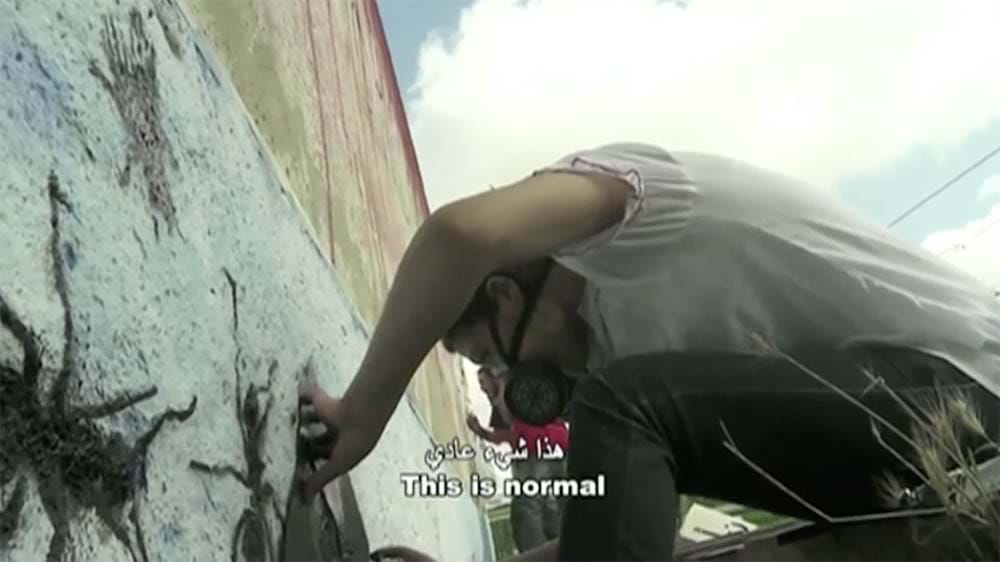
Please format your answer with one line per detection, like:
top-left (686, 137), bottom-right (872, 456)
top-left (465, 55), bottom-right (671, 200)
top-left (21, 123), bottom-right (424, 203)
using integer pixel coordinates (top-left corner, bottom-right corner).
top-left (933, 214), bottom-right (1000, 257)
top-left (887, 142), bottom-right (1000, 228)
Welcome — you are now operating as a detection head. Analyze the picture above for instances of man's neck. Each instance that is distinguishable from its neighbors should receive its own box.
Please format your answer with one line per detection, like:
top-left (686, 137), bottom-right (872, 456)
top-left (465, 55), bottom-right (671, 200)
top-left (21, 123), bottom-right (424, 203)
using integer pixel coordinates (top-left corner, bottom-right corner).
top-left (546, 262), bottom-right (585, 309)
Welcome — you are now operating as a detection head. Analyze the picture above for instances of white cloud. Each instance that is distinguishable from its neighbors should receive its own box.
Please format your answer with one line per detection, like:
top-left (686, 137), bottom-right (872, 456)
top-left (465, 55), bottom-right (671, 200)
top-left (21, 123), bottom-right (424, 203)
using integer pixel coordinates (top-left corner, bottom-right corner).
top-left (979, 174), bottom-right (1000, 201)
top-left (407, 0), bottom-right (1000, 209)
top-left (922, 204), bottom-right (1000, 292)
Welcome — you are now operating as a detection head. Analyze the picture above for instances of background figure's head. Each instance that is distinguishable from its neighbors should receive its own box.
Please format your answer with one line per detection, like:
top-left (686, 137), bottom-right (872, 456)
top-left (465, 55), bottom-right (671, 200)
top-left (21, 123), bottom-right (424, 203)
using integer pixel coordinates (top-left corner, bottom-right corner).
top-left (442, 257), bottom-right (570, 369)
top-left (476, 366), bottom-right (501, 400)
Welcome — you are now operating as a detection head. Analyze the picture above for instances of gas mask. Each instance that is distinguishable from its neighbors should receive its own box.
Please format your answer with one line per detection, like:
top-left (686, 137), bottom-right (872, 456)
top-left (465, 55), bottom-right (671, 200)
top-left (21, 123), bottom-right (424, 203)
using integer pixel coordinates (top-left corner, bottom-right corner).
top-left (486, 262), bottom-right (575, 426)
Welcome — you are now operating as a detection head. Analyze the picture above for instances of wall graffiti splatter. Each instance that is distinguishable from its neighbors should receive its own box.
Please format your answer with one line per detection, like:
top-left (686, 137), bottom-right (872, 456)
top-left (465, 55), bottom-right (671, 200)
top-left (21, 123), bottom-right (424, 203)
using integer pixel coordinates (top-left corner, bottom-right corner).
top-left (152, 0), bottom-right (185, 59)
top-left (88, 8), bottom-right (179, 240)
top-left (0, 172), bottom-right (197, 562)
top-left (189, 270), bottom-right (285, 562)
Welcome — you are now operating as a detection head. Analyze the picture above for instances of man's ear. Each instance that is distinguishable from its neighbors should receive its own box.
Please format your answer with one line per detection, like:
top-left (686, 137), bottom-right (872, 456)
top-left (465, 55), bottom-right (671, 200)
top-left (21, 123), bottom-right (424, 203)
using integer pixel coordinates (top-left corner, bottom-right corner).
top-left (484, 275), bottom-right (523, 308)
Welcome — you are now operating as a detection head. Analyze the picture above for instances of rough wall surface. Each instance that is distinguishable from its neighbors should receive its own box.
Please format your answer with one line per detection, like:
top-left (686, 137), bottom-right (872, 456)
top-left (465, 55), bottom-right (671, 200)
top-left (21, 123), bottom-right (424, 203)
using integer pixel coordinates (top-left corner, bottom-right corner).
top-left (177, 0), bottom-right (482, 487)
top-left (0, 1), bottom-right (491, 560)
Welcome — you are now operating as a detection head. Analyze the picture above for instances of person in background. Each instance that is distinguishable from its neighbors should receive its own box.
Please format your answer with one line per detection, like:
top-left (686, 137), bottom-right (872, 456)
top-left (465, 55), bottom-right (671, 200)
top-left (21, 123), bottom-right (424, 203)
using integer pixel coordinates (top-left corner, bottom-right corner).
top-left (473, 366), bottom-right (512, 437)
top-left (468, 366), bottom-right (568, 552)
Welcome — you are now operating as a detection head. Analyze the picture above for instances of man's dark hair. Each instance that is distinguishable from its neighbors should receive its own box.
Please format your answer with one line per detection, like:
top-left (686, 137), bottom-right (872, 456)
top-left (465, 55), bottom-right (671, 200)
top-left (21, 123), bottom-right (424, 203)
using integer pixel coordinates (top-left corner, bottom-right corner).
top-left (441, 257), bottom-right (554, 353)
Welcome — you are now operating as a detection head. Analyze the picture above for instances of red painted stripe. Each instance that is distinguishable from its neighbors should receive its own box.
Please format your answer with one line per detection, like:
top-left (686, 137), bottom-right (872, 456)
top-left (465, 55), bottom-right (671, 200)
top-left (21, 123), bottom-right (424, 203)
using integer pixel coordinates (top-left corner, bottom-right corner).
top-left (327, 0), bottom-right (389, 292)
top-left (365, 0), bottom-right (431, 219)
top-left (326, 0), bottom-right (388, 294)
top-left (325, 0), bottom-right (349, 138)
top-left (304, 0), bottom-right (337, 266)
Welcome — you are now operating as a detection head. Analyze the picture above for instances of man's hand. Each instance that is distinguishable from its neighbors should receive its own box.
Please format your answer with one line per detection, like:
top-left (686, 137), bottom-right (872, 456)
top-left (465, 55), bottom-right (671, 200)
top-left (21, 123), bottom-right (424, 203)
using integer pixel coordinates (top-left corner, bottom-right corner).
top-left (466, 412), bottom-right (484, 435)
top-left (506, 538), bottom-right (559, 561)
top-left (371, 545), bottom-right (437, 562)
top-left (298, 382), bottom-right (378, 500)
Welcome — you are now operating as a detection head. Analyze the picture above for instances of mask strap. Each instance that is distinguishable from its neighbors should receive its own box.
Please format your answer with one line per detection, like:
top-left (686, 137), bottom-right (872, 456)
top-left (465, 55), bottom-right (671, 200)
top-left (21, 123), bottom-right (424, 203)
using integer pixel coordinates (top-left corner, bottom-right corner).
top-left (488, 312), bottom-right (509, 365)
top-left (487, 261), bottom-right (555, 366)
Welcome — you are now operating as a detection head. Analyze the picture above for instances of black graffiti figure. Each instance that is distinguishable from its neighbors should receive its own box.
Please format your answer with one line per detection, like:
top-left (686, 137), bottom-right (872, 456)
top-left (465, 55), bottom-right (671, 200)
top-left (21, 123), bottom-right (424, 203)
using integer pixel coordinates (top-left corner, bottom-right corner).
top-left (0, 172), bottom-right (197, 562)
top-left (190, 271), bottom-right (283, 562)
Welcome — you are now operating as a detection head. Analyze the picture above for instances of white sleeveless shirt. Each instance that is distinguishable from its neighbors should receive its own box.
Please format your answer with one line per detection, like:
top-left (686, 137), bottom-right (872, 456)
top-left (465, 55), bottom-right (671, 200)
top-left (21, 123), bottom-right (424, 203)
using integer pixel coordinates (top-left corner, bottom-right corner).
top-left (533, 143), bottom-right (1000, 398)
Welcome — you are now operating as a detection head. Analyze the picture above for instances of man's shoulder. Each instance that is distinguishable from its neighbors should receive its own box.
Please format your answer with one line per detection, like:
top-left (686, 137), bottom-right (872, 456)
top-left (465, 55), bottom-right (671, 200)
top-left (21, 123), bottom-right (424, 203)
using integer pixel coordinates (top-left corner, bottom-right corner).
top-left (547, 142), bottom-right (674, 166)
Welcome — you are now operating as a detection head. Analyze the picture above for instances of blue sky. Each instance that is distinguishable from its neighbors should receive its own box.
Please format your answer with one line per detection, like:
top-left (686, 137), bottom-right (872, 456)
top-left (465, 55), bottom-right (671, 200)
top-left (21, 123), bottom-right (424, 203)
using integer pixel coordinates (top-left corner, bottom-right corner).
top-left (378, 0), bottom-right (999, 277)
top-left (836, 119), bottom-right (1000, 242)
top-left (379, 0), bottom-right (473, 95)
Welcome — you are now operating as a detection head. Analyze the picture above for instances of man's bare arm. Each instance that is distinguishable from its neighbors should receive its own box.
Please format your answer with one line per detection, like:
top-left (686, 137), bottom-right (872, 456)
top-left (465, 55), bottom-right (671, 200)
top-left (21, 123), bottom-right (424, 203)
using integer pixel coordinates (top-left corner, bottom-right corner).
top-left (318, 171), bottom-right (631, 481)
top-left (480, 427), bottom-right (517, 445)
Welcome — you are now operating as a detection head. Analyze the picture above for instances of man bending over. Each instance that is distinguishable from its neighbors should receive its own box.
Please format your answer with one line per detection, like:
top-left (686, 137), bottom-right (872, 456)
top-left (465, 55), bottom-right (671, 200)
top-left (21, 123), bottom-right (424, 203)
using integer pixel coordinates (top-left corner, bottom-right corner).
top-left (300, 143), bottom-right (1000, 561)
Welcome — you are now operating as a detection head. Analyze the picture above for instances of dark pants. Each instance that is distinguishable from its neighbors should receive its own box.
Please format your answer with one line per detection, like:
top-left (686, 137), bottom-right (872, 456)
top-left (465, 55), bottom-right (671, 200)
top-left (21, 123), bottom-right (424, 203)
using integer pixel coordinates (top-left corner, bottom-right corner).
top-left (510, 457), bottom-right (567, 551)
top-left (557, 346), bottom-right (1000, 561)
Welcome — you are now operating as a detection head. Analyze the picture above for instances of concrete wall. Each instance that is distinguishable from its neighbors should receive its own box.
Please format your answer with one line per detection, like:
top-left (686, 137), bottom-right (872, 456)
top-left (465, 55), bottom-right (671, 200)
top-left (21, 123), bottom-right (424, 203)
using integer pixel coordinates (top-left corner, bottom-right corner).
top-left (174, 0), bottom-right (481, 487)
top-left (0, 0), bottom-right (491, 560)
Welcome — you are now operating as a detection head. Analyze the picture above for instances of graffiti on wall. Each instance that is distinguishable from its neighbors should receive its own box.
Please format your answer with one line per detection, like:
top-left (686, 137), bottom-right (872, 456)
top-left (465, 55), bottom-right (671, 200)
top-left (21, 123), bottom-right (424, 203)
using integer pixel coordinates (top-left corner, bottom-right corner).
top-left (188, 270), bottom-right (285, 562)
top-left (89, 9), bottom-right (180, 241)
top-left (0, 173), bottom-right (197, 562)
top-left (1, 0), bottom-right (494, 558)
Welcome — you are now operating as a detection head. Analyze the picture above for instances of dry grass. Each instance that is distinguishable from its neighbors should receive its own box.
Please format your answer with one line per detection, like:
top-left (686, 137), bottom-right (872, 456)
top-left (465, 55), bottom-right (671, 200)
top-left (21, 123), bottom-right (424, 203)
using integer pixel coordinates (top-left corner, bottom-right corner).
top-left (729, 336), bottom-right (1000, 561)
top-left (868, 378), bottom-right (1000, 561)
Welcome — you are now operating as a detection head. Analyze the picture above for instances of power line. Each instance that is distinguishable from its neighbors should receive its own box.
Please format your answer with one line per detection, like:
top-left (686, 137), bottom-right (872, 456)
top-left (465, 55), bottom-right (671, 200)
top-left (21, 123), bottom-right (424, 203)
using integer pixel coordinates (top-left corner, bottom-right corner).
top-left (887, 142), bottom-right (1000, 228)
top-left (933, 214), bottom-right (1000, 256)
